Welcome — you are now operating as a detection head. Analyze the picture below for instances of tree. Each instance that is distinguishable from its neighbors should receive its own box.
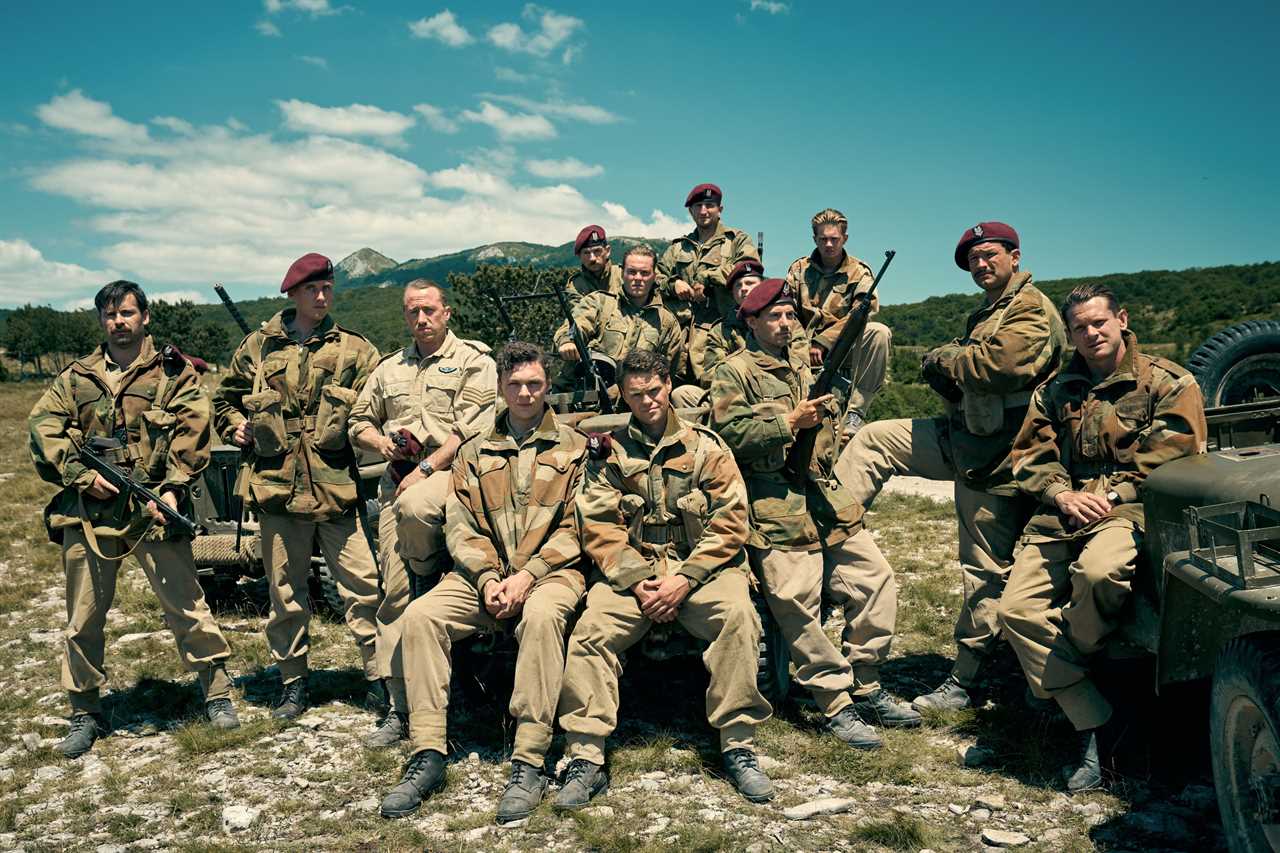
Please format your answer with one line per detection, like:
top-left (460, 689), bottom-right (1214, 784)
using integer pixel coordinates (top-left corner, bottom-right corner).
top-left (148, 300), bottom-right (232, 364)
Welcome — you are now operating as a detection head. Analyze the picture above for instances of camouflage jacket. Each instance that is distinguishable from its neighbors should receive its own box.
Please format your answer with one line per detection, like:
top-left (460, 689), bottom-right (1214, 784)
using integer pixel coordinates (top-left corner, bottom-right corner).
top-left (554, 290), bottom-right (682, 370)
top-left (709, 339), bottom-right (859, 551)
top-left (656, 222), bottom-right (759, 324)
top-left (928, 271), bottom-right (1067, 494)
top-left (785, 250), bottom-right (879, 355)
top-left (1012, 331), bottom-right (1206, 538)
top-left (446, 407), bottom-right (588, 595)
top-left (576, 410), bottom-right (750, 593)
top-left (702, 308), bottom-right (810, 389)
top-left (213, 309), bottom-right (380, 519)
top-left (553, 261), bottom-right (625, 343)
top-left (348, 330), bottom-right (497, 462)
top-left (29, 336), bottom-right (209, 540)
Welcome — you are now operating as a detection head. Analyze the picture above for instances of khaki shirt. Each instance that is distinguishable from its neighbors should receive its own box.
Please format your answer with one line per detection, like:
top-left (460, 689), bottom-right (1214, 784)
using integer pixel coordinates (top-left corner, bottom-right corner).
top-left (349, 330), bottom-right (497, 453)
top-left (785, 250), bottom-right (879, 355)
top-left (656, 222), bottom-right (759, 323)
top-left (554, 290), bottom-right (682, 370)
top-left (577, 411), bottom-right (750, 592)
top-left (1013, 331), bottom-right (1206, 538)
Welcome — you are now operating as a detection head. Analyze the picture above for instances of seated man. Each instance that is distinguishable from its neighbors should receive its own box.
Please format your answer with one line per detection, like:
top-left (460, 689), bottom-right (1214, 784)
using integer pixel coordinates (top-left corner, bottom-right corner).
top-left (999, 283), bottom-right (1206, 792)
top-left (555, 349), bottom-right (775, 808)
top-left (379, 341), bottom-right (588, 821)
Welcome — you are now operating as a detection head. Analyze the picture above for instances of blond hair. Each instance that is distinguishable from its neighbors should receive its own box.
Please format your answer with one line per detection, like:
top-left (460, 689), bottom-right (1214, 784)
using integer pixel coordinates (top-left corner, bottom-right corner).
top-left (810, 208), bottom-right (848, 236)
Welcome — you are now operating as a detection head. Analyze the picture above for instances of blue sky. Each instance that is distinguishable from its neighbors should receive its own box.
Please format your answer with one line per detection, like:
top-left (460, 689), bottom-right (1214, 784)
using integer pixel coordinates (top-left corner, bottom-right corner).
top-left (1, 0), bottom-right (1276, 308)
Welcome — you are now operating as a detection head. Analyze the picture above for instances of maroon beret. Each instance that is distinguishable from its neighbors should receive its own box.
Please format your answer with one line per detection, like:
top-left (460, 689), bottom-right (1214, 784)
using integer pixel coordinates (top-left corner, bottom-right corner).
top-left (281, 252), bottom-right (334, 293)
top-left (684, 183), bottom-right (722, 207)
top-left (737, 277), bottom-right (795, 322)
top-left (726, 259), bottom-right (765, 292)
top-left (954, 221), bottom-right (1019, 270)
top-left (574, 224), bottom-right (607, 255)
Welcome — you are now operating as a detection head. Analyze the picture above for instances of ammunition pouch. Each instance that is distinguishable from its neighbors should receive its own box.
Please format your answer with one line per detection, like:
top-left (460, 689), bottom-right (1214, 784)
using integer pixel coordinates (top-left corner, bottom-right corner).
top-left (674, 490), bottom-right (709, 546)
top-left (138, 408), bottom-right (176, 481)
top-left (314, 385), bottom-right (358, 451)
top-left (243, 389), bottom-right (289, 457)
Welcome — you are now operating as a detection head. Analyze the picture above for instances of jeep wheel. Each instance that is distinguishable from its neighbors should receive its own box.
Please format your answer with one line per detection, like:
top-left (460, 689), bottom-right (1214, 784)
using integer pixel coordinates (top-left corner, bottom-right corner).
top-left (1188, 320), bottom-right (1280, 407)
top-left (755, 594), bottom-right (792, 706)
top-left (311, 559), bottom-right (346, 617)
top-left (1210, 636), bottom-right (1280, 853)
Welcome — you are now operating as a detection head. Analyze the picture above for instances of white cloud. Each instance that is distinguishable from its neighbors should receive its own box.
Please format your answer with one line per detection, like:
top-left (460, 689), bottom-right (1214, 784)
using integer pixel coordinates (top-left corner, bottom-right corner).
top-left (494, 66), bottom-right (530, 83)
top-left (36, 90), bottom-right (149, 144)
top-left (428, 164), bottom-right (509, 196)
top-left (255, 19), bottom-right (282, 36)
top-left (459, 101), bottom-right (556, 141)
top-left (561, 45), bottom-right (580, 65)
top-left (482, 93), bottom-right (620, 124)
top-left (149, 290), bottom-right (210, 305)
top-left (408, 10), bottom-right (473, 47)
top-left (276, 99), bottom-right (415, 142)
top-left (487, 4), bottom-right (583, 57)
top-left (152, 116), bottom-right (195, 135)
top-left (0, 239), bottom-right (120, 307)
top-left (265, 0), bottom-right (339, 16)
top-left (298, 55), bottom-right (329, 69)
top-left (413, 103), bottom-right (459, 134)
top-left (525, 157), bottom-right (603, 180)
top-left (749, 0), bottom-right (790, 12)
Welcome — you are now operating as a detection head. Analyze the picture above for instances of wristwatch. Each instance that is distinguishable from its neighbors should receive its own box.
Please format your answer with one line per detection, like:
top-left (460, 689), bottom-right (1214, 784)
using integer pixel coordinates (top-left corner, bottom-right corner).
top-left (1106, 490), bottom-right (1121, 505)
top-left (418, 459), bottom-right (435, 477)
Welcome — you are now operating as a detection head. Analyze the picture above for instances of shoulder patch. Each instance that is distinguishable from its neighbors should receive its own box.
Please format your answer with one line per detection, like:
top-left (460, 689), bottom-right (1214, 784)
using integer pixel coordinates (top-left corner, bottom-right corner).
top-left (459, 337), bottom-right (492, 355)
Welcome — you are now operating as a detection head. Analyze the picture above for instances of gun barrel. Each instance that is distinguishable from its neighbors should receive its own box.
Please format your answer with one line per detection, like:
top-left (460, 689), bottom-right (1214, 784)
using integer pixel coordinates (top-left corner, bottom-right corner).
top-left (214, 283), bottom-right (252, 336)
top-left (80, 445), bottom-right (198, 537)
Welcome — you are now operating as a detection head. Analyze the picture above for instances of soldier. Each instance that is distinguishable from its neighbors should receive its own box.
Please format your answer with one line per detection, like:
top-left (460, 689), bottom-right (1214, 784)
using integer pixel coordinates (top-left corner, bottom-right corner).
top-left (784, 208), bottom-right (891, 435)
top-left (835, 221), bottom-right (1067, 712)
top-left (560, 224), bottom-right (624, 309)
top-left (999, 284), bottom-right (1205, 791)
top-left (29, 280), bottom-right (238, 758)
top-left (555, 348), bottom-right (775, 808)
top-left (379, 342), bottom-right (587, 821)
top-left (349, 280), bottom-right (497, 746)
top-left (710, 279), bottom-right (920, 747)
top-left (656, 183), bottom-right (759, 385)
top-left (213, 253), bottom-right (382, 721)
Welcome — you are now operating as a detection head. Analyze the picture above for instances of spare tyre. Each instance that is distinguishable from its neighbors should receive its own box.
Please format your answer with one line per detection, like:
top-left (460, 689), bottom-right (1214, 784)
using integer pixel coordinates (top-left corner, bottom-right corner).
top-left (1187, 320), bottom-right (1280, 407)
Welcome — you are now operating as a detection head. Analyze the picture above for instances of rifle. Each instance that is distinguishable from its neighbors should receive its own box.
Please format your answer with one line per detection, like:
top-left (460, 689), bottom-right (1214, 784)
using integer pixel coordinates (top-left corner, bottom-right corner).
top-left (550, 278), bottom-right (614, 413)
top-left (212, 283), bottom-right (253, 553)
top-left (214, 283), bottom-right (252, 337)
top-left (784, 250), bottom-right (896, 482)
top-left (80, 437), bottom-right (198, 538)
top-left (758, 231), bottom-right (764, 263)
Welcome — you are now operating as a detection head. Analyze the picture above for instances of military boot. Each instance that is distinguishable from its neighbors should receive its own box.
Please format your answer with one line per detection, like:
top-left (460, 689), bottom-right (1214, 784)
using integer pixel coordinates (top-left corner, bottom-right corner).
top-left (912, 675), bottom-right (973, 712)
top-left (1066, 729), bottom-right (1104, 792)
top-left (380, 750), bottom-right (447, 818)
top-left (271, 678), bottom-right (308, 721)
top-left (56, 712), bottom-right (105, 759)
top-left (722, 748), bottom-right (775, 803)
top-left (851, 689), bottom-right (923, 729)
top-left (363, 711), bottom-right (408, 748)
top-left (495, 760), bottom-right (548, 824)
top-left (554, 759), bottom-right (608, 810)
top-left (827, 706), bottom-right (883, 750)
top-left (205, 698), bottom-right (240, 730)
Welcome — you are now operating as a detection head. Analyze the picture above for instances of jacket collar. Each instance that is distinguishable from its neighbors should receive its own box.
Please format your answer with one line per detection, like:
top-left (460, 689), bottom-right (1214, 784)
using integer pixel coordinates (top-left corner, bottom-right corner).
top-left (264, 308), bottom-right (336, 344)
top-left (627, 408), bottom-right (686, 454)
top-left (485, 406), bottom-right (560, 450)
top-left (405, 329), bottom-right (458, 364)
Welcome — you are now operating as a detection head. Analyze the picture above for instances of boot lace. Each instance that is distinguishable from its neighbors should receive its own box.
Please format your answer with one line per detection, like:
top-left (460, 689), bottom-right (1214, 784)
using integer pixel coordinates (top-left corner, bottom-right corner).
top-left (563, 759), bottom-right (595, 785)
top-left (724, 748), bottom-right (760, 773)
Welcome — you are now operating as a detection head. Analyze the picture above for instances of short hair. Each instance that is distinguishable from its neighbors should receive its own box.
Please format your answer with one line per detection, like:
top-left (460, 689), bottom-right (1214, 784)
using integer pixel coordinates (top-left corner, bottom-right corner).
top-left (496, 340), bottom-right (548, 379)
top-left (618, 348), bottom-right (670, 385)
top-left (1061, 283), bottom-right (1121, 323)
top-left (811, 208), bottom-right (849, 235)
top-left (623, 244), bottom-right (657, 266)
top-left (404, 279), bottom-right (448, 306)
top-left (94, 280), bottom-right (148, 316)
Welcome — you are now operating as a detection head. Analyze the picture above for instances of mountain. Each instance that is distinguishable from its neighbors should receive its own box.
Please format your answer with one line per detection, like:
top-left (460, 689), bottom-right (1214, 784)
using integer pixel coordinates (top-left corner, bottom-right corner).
top-left (334, 248), bottom-right (396, 281)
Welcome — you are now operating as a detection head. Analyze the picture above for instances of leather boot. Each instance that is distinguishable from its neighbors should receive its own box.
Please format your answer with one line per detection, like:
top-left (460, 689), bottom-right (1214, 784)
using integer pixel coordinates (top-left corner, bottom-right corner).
top-left (827, 706), bottom-right (882, 750)
top-left (496, 760), bottom-right (548, 823)
top-left (56, 712), bottom-right (106, 759)
top-left (380, 750), bottom-right (447, 818)
top-left (852, 688), bottom-right (923, 728)
top-left (271, 679), bottom-right (308, 721)
top-left (554, 759), bottom-right (608, 810)
top-left (363, 711), bottom-right (408, 748)
top-left (911, 675), bottom-right (974, 712)
top-left (722, 748), bottom-right (775, 803)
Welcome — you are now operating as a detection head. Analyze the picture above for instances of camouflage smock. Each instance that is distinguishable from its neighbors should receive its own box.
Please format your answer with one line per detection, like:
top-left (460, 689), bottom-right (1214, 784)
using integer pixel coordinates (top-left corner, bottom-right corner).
top-left (656, 222), bottom-right (759, 324)
top-left (552, 261), bottom-right (625, 344)
top-left (784, 250), bottom-right (879, 355)
top-left (553, 290), bottom-right (682, 371)
top-left (703, 308), bottom-right (811, 388)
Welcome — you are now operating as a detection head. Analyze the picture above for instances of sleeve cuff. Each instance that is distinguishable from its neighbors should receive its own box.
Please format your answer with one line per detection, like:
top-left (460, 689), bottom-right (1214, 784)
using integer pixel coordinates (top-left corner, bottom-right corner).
top-left (609, 556), bottom-right (654, 592)
top-left (474, 569), bottom-right (502, 594)
top-left (1042, 481), bottom-right (1071, 506)
top-left (65, 463), bottom-right (95, 491)
top-left (676, 566), bottom-right (709, 589)
top-left (522, 555), bottom-right (551, 581)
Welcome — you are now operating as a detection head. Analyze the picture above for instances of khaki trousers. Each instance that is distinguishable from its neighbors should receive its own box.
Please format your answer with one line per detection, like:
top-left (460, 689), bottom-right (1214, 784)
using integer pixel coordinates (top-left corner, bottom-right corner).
top-left (259, 512), bottom-right (379, 682)
top-left (998, 522), bottom-right (1141, 731)
top-left (559, 568), bottom-right (771, 765)
top-left (375, 470), bottom-right (451, 702)
top-left (669, 385), bottom-right (707, 409)
top-left (834, 417), bottom-right (1029, 683)
top-left (403, 570), bottom-right (583, 765)
top-left (60, 527), bottom-right (232, 714)
top-left (843, 321), bottom-right (891, 418)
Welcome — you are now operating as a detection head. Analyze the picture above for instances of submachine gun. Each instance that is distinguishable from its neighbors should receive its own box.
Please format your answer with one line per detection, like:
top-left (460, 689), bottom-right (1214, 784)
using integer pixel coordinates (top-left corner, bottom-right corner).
top-left (80, 437), bottom-right (198, 538)
top-left (784, 250), bottom-right (896, 482)
top-left (212, 284), bottom-right (254, 553)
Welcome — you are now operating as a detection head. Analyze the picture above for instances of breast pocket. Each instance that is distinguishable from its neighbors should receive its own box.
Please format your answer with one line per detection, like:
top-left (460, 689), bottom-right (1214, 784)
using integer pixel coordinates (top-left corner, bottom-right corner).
top-left (138, 408), bottom-right (177, 481)
top-left (530, 451), bottom-right (575, 508)
top-left (1110, 394), bottom-right (1151, 462)
top-left (314, 385), bottom-right (358, 451)
top-left (425, 371), bottom-right (463, 414)
top-left (384, 380), bottom-right (416, 420)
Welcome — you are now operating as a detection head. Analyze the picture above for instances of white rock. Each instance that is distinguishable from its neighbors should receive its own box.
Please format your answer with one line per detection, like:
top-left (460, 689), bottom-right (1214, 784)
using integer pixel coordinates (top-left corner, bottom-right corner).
top-left (116, 631), bottom-right (163, 644)
top-left (583, 806), bottom-right (614, 818)
top-left (221, 804), bottom-right (260, 833)
top-left (496, 818), bottom-right (528, 829)
top-left (981, 828), bottom-right (1030, 847)
top-left (957, 745), bottom-right (993, 767)
top-left (756, 754), bottom-right (782, 772)
top-left (33, 766), bottom-right (64, 783)
top-left (1072, 801), bottom-right (1103, 817)
top-left (351, 797), bottom-right (378, 812)
top-left (0, 769), bottom-right (14, 783)
top-left (1039, 828), bottom-right (1067, 842)
top-left (467, 752), bottom-right (480, 764)
top-left (784, 798), bottom-right (856, 820)
top-left (641, 770), bottom-right (667, 780)
top-left (948, 803), bottom-right (967, 815)
top-left (34, 716), bottom-right (69, 729)
top-left (95, 845), bottom-right (126, 853)
top-left (463, 826), bottom-right (489, 841)
top-left (637, 778), bottom-right (661, 792)
top-left (21, 733), bottom-right (41, 752)
top-left (970, 807), bottom-right (991, 822)
top-left (133, 840), bottom-right (160, 850)
top-left (975, 793), bottom-right (1006, 811)
top-left (698, 809), bottom-right (722, 822)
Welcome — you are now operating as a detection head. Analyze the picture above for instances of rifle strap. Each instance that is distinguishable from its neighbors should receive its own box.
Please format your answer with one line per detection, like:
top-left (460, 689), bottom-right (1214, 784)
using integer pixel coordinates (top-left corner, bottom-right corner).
top-left (76, 494), bottom-right (156, 562)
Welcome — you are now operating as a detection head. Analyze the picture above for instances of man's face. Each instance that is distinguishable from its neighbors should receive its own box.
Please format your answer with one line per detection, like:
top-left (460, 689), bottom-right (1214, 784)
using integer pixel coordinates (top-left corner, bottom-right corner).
top-left (501, 360), bottom-right (548, 423)
top-left (623, 254), bottom-right (656, 304)
top-left (732, 275), bottom-right (763, 306)
top-left (1067, 297), bottom-right (1128, 372)
top-left (966, 241), bottom-right (1020, 293)
top-left (99, 293), bottom-right (148, 349)
top-left (746, 303), bottom-right (797, 351)
top-left (288, 280), bottom-right (333, 324)
top-left (621, 371), bottom-right (671, 431)
top-left (688, 199), bottom-right (722, 231)
top-left (579, 243), bottom-right (609, 275)
top-left (404, 286), bottom-right (451, 349)
top-left (813, 224), bottom-right (848, 266)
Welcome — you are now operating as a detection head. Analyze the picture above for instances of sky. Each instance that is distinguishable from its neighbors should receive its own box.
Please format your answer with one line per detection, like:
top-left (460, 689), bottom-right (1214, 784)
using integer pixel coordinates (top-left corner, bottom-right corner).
top-left (0, 0), bottom-right (1277, 309)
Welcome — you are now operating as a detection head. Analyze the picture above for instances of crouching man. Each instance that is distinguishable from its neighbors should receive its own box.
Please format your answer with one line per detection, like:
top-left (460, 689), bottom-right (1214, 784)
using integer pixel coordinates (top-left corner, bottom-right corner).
top-left (380, 342), bottom-right (588, 822)
top-left (555, 349), bottom-right (775, 808)
top-left (999, 284), bottom-right (1205, 791)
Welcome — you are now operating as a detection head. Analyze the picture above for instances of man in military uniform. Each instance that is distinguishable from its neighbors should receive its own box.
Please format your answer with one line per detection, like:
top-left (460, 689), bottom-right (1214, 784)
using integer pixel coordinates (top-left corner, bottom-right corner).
top-left (555, 349), bottom-right (775, 808)
top-left (350, 280), bottom-right (497, 746)
top-left (213, 253), bottom-right (382, 721)
top-left (560, 224), bottom-right (624, 309)
top-left (30, 280), bottom-right (238, 758)
top-left (835, 222), bottom-right (1067, 711)
top-left (999, 284), bottom-right (1205, 791)
top-left (656, 183), bottom-right (759, 385)
top-left (710, 279), bottom-right (920, 746)
top-left (379, 342), bottom-right (588, 821)
top-left (784, 208), bottom-right (891, 435)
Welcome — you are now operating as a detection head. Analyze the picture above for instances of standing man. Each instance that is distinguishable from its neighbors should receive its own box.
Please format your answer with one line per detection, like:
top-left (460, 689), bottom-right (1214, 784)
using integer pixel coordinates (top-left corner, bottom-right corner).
top-left (379, 342), bottom-right (587, 822)
top-left (836, 222), bottom-right (1067, 711)
top-left (785, 208), bottom-right (891, 435)
top-left (999, 284), bottom-right (1205, 791)
top-left (30, 280), bottom-right (238, 758)
top-left (657, 183), bottom-right (759, 385)
top-left (214, 253), bottom-right (382, 721)
top-left (349, 280), bottom-right (497, 747)
top-left (710, 279), bottom-right (919, 746)
top-left (555, 349), bottom-right (775, 809)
